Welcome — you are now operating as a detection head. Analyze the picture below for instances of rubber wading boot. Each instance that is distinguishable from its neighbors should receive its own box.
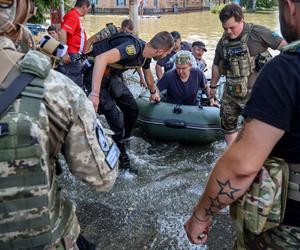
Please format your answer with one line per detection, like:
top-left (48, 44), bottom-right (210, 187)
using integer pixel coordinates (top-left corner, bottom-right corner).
top-left (117, 142), bottom-right (138, 175)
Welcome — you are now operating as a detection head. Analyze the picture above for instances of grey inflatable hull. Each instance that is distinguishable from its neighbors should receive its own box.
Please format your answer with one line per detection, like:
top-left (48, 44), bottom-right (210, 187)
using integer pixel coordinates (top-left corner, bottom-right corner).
top-left (136, 95), bottom-right (223, 144)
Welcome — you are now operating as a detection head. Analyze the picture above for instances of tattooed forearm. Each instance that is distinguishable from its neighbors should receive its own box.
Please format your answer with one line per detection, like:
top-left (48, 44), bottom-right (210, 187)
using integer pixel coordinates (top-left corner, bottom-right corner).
top-left (235, 117), bottom-right (253, 143)
top-left (217, 179), bottom-right (240, 200)
top-left (204, 179), bottom-right (240, 217)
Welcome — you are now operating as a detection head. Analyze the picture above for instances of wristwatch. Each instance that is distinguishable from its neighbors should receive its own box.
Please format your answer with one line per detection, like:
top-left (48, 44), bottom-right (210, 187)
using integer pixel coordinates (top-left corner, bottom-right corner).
top-left (150, 88), bottom-right (156, 95)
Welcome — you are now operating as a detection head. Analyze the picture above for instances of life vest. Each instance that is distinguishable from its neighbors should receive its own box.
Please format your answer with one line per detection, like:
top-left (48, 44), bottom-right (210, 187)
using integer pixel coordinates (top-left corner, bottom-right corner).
top-left (0, 50), bottom-right (79, 249)
top-left (93, 32), bottom-right (146, 70)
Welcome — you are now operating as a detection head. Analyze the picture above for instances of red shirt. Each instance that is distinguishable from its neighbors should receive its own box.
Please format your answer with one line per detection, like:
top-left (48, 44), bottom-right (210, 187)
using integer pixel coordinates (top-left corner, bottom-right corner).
top-left (61, 8), bottom-right (86, 54)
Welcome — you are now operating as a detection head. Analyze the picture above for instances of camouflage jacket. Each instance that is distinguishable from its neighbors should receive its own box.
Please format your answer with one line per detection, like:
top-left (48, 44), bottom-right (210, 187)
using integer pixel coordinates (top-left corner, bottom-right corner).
top-left (1, 37), bottom-right (118, 190)
top-left (0, 37), bottom-right (118, 249)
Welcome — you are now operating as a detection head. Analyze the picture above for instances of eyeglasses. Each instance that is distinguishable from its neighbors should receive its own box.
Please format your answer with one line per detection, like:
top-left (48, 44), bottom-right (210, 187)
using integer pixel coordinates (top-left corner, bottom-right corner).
top-left (0, 0), bottom-right (13, 8)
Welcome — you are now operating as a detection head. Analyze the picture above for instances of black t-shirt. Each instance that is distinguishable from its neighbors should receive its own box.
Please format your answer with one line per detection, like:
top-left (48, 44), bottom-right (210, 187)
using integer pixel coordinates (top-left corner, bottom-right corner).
top-left (93, 32), bottom-right (151, 73)
top-left (243, 52), bottom-right (300, 226)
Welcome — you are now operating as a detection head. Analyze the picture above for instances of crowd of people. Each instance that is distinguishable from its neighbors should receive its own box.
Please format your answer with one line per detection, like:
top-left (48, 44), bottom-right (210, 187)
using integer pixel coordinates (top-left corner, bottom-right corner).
top-left (0, 0), bottom-right (299, 249)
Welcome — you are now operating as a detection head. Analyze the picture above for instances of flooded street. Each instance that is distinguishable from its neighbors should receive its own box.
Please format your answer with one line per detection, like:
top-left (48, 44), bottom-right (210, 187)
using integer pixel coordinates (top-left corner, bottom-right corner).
top-left (60, 137), bottom-right (234, 249)
top-left (60, 10), bottom-right (281, 249)
top-left (83, 10), bottom-right (280, 76)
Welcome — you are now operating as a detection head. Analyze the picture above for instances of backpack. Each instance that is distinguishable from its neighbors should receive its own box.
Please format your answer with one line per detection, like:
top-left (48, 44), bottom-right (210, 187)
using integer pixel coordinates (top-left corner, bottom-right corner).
top-left (230, 157), bottom-right (289, 249)
top-left (0, 50), bottom-right (79, 249)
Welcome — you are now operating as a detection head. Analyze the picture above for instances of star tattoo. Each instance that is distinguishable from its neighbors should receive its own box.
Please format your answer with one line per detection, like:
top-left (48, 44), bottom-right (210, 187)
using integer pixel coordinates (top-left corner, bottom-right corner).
top-left (217, 179), bottom-right (240, 200)
top-left (209, 196), bottom-right (225, 209)
top-left (204, 207), bottom-right (216, 217)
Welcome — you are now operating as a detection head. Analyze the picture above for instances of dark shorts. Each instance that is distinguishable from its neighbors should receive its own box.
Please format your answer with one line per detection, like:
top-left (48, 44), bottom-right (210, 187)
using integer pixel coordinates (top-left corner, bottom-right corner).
top-left (56, 53), bottom-right (83, 88)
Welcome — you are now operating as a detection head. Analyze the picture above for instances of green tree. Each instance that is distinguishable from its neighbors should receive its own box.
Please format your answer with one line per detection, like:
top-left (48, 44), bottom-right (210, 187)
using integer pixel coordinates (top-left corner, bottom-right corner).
top-left (241, 0), bottom-right (277, 10)
top-left (256, 0), bottom-right (277, 8)
top-left (29, 0), bottom-right (70, 23)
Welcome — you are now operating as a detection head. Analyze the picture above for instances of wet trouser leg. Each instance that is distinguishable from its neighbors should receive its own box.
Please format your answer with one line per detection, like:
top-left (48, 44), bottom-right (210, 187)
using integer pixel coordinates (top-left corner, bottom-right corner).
top-left (99, 78), bottom-right (138, 173)
top-left (98, 88), bottom-right (124, 143)
top-left (112, 77), bottom-right (139, 139)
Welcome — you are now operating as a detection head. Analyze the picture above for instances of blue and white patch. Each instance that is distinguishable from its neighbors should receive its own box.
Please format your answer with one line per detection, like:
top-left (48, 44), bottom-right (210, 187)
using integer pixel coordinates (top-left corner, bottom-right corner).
top-left (272, 32), bottom-right (281, 38)
top-left (0, 123), bottom-right (9, 137)
top-left (95, 119), bottom-right (110, 152)
top-left (105, 143), bottom-right (120, 170)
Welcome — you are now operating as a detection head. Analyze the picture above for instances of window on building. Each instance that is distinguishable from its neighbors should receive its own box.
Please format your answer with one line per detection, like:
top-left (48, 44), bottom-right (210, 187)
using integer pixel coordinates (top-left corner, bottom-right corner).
top-left (116, 0), bottom-right (126, 6)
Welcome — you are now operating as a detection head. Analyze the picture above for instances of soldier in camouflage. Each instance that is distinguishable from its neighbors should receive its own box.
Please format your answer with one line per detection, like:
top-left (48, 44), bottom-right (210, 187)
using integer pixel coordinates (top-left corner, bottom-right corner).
top-left (184, 0), bottom-right (300, 249)
top-left (209, 3), bottom-right (286, 146)
top-left (0, 1), bottom-right (118, 249)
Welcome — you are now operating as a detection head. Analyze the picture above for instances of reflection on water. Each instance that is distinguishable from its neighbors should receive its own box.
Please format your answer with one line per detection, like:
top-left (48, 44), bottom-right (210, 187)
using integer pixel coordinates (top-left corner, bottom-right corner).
top-left (63, 11), bottom-right (282, 250)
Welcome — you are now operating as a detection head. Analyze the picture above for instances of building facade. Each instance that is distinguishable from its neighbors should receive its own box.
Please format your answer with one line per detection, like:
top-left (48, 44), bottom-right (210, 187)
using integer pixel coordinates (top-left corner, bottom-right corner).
top-left (91, 0), bottom-right (211, 14)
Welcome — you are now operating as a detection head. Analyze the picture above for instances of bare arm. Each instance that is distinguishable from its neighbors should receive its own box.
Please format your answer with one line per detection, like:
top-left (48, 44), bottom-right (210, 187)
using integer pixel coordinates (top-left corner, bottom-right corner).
top-left (89, 48), bottom-right (121, 111)
top-left (209, 64), bottom-right (221, 100)
top-left (85, 34), bottom-right (97, 52)
top-left (143, 68), bottom-right (160, 102)
top-left (155, 63), bottom-right (164, 80)
top-left (277, 39), bottom-right (288, 50)
top-left (59, 29), bottom-right (70, 63)
top-left (184, 118), bottom-right (284, 244)
top-left (136, 67), bottom-right (146, 87)
top-left (59, 29), bottom-right (67, 44)
top-left (210, 64), bottom-right (221, 88)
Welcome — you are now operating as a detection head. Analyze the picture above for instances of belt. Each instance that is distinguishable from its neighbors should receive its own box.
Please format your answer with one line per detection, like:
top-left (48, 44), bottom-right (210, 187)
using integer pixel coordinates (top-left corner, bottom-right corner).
top-left (288, 163), bottom-right (300, 202)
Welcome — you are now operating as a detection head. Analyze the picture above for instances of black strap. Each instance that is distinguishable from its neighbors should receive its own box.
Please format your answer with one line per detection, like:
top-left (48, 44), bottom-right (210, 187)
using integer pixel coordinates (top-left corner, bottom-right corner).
top-left (0, 73), bottom-right (35, 116)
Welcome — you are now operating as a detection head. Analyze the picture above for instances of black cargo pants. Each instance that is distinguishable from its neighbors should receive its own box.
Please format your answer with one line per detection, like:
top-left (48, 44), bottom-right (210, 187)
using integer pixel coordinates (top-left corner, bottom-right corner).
top-left (98, 75), bottom-right (139, 143)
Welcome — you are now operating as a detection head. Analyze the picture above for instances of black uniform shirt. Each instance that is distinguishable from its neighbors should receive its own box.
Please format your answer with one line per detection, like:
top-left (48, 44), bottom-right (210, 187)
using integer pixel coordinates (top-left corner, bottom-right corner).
top-left (243, 52), bottom-right (300, 227)
top-left (93, 33), bottom-right (151, 74)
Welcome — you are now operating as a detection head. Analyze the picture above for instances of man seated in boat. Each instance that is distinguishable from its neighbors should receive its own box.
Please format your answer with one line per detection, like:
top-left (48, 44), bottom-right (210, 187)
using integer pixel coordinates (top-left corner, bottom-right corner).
top-left (157, 51), bottom-right (209, 106)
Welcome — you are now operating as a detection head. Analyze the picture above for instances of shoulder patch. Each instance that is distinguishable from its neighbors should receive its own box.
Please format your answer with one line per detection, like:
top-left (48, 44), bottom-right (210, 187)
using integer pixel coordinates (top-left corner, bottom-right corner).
top-left (125, 44), bottom-right (136, 56)
top-left (271, 32), bottom-right (281, 38)
top-left (95, 119), bottom-right (110, 152)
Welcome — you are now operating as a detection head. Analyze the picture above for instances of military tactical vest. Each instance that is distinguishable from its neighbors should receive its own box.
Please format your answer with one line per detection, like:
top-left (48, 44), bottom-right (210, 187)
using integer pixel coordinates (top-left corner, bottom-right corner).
top-left (221, 23), bottom-right (255, 98)
top-left (94, 32), bottom-right (146, 70)
top-left (0, 50), bottom-right (79, 249)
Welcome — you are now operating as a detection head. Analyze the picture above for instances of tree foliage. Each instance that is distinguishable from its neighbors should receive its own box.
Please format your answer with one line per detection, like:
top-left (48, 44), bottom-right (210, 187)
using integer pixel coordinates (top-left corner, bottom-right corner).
top-left (29, 0), bottom-right (69, 23)
top-left (256, 0), bottom-right (277, 9)
top-left (240, 0), bottom-right (277, 10)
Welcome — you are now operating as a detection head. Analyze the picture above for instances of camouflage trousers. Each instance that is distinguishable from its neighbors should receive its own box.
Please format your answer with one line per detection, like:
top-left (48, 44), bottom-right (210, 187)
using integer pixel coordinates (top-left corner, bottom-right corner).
top-left (220, 88), bottom-right (250, 134)
top-left (235, 224), bottom-right (300, 250)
